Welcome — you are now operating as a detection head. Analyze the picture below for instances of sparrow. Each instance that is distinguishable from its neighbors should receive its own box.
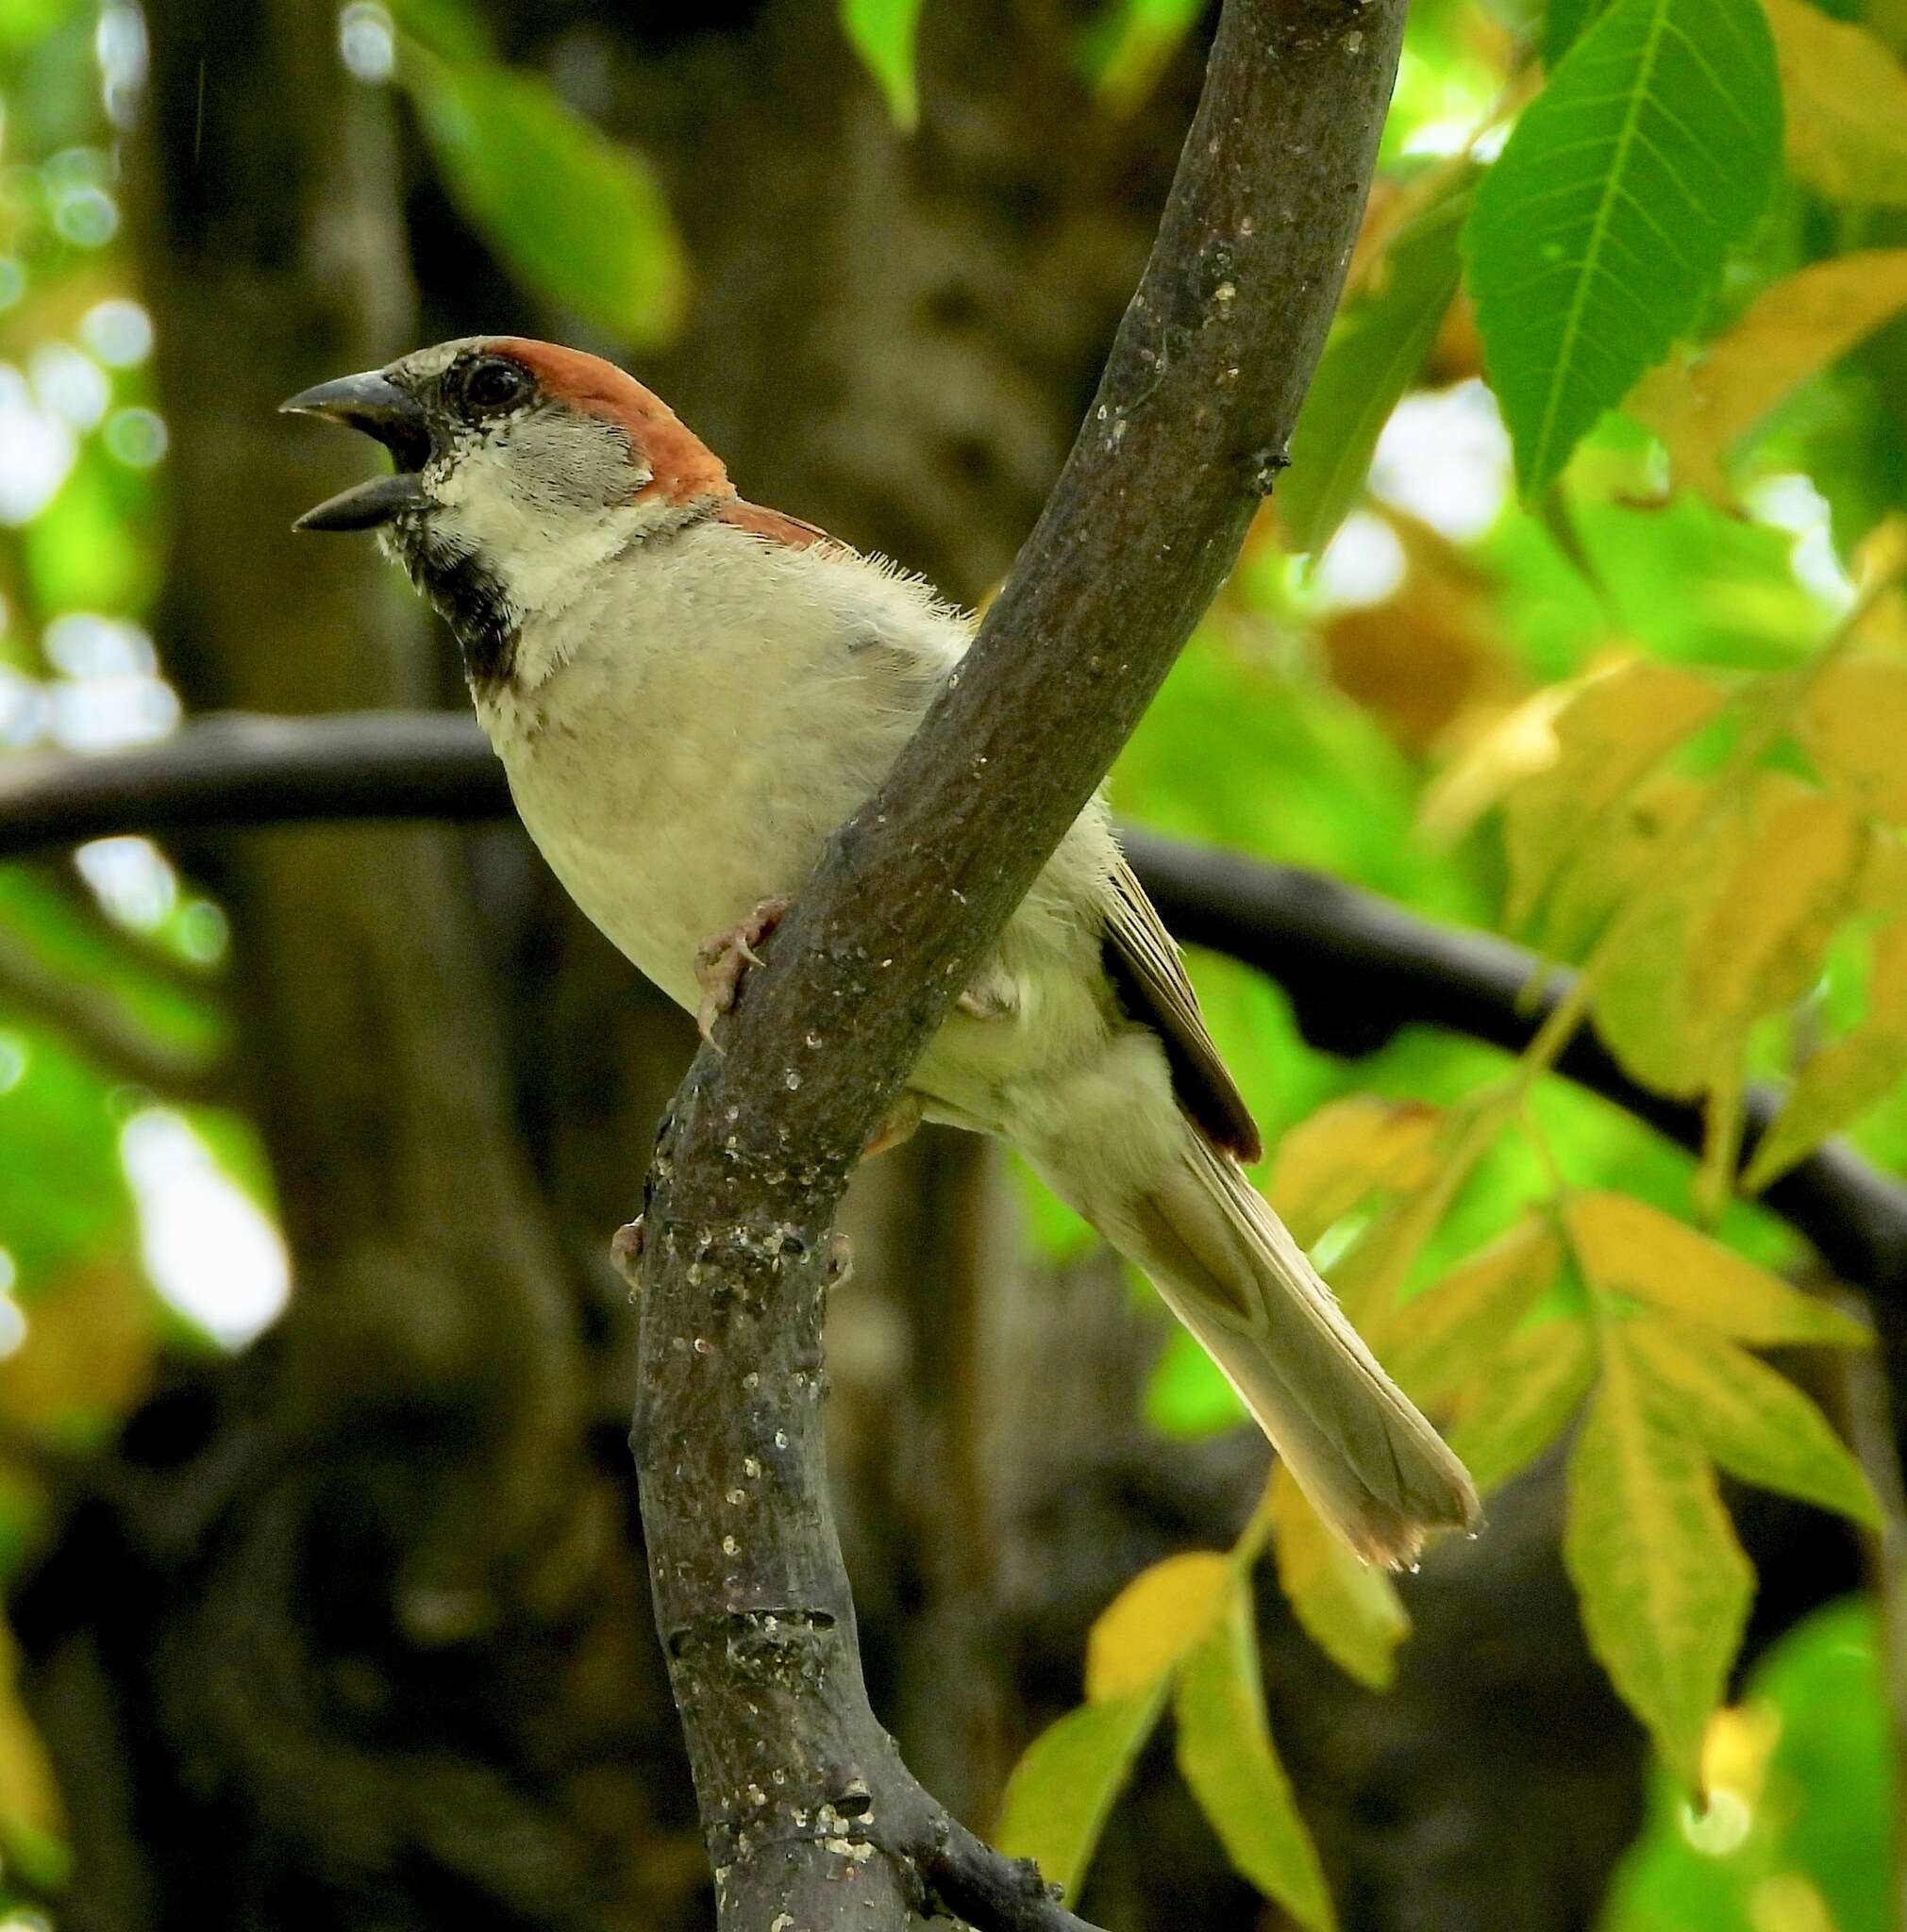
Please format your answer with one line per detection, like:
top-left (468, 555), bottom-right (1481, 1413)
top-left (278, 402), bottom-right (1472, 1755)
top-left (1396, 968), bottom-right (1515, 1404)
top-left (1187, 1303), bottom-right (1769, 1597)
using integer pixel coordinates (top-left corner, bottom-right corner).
top-left (284, 336), bottom-right (1479, 1565)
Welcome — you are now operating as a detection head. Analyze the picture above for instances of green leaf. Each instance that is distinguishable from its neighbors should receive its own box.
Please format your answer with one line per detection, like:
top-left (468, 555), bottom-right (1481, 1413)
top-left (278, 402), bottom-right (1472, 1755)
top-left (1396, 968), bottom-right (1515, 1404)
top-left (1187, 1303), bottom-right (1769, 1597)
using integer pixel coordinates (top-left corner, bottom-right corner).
top-left (0, 1028), bottom-right (135, 1287)
top-left (1085, 1552), bottom-right (1235, 1701)
top-left (1536, 774), bottom-right (1704, 961)
top-left (1627, 254), bottom-right (1907, 508)
top-left (0, 0), bottom-right (88, 54)
top-left (22, 446), bottom-right (158, 613)
top-left (387, 0), bottom-right (490, 59)
top-left (1176, 1591), bottom-right (1336, 1932)
top-left (840, 0), bottom-right (926, 128)
top-left (1281, 171), bottom-right (1475, 554)
top-left (0, 867), bottom-right (223, 1062)
top-left (1082, 0), bottom-right (1208, 113)
top-left (1545, 0), bottom-right (1609, 65)
top-left (1565, 1191), bottom-right (1872, 1347)
top-left (1464, 0), bottom-right (1782, 497)
top-left (1447, 1319), bottom-right (1598, 1492)
top-left (1146, 1326), bottom-right (1249, 1439)
top-left (1269, 1467), bottom-right (1410, 1690)
top-left (1564, 1329), bottom-right (1753, 1785)
top-left (1600, 1597), bottom-right (1888, 1932)
top-left (995, 1684), bottom-right (1167, 1903)
top-left (401, 44), bottom-right (687, 348)
top-left (1624, 1317), bottom-right (1880, 1526)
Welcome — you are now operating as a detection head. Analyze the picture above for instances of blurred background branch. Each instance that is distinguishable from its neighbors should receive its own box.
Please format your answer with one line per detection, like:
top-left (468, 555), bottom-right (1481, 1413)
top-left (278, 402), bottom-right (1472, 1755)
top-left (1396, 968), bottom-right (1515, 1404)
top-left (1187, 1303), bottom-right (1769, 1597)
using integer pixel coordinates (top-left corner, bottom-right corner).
top-left (6, 713), bottom-right (1907, 1322)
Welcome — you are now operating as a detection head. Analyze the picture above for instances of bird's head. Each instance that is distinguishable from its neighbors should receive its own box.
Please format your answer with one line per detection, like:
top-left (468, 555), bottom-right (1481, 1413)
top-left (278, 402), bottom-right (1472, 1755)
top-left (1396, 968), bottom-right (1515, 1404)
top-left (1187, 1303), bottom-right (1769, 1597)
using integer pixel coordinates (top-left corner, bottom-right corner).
top-left (283, 336), bottom-right (731, 673)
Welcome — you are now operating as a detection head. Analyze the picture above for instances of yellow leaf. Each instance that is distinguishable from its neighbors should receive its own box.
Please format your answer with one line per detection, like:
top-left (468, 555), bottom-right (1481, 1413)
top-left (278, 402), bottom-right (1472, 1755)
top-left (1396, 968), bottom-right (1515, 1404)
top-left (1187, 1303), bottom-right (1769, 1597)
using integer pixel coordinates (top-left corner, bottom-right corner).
top-left (1504, 660), bottom-right (1723, 934)
top-left (1267, 1097), bottom-right (1444, 1251)
top-left (1688, 784), bottom-right (1865, 1046)
top-left (1176, 1591), bottom-right (1337, 1932)
top-left (1327, 1179), bottom-right (1455, 1327)
top-left (0, 1622), bottom-right (61, 1846)
top-left (1802, 655), bottom-right (1907, 821)
top-left (1379, 1217), bottom-right (1563, 1407)
top-left (1419, 681), bottom-right (1580, 845)
top-left (1564, 1327), bottom-right (1753, 1786)
top-left (1745, 918), bottom-right (1907, 1188)
top-left (1763, 0), bottom-right (1907, 207)
top-left (1269, 1467), bottom-right (1410, 1690)
top-left (1541, 774), bottom-right (1706, 959)
top-left (1085, 1553), bottom-right (1236, 1702)
top-left (1629, 254), bottom-right (1907, 506)
top-left (1701, 1703), bottom-right (1783, 1811)
top-left (1592, 776), bottom-right (1862, 1105)
top-left (1447, 1319), bottom-right (1598, 1493)
top-left (1855, 512), bottom-right (1907, 584)
top-left (1751, 1874), bottom-right (1839, 1932)
top-left (1565, 1191), bottom-right (1870, 1346)
top-left (1591, 803), bottom-right (1756, 1098)
top-left (1623, 1315), bottom-right (1880, 1525)
top-left (994, 1685), bottom-right (1166, 1902)
top-left (0, 1260), bottom-right (155, 1437)
top-left (1858, 829), bottom-right (1907, 916)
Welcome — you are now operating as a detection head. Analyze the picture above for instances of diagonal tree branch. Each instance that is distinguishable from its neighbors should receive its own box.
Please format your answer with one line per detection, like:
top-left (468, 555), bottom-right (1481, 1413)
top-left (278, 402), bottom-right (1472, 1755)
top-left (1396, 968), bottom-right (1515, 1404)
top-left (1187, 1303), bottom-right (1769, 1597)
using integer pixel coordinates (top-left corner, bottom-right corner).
top-left (617, 1), bottom-right (1410, 1925)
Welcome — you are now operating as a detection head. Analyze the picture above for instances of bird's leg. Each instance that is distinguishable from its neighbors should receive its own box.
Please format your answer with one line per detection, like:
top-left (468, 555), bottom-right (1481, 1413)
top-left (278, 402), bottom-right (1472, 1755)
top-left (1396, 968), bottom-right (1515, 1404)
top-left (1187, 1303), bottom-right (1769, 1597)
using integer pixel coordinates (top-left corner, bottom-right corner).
top-left (694, 895), bottom-right (791, 1046)
top-left (862, 1092), bottom-right (923, 1160)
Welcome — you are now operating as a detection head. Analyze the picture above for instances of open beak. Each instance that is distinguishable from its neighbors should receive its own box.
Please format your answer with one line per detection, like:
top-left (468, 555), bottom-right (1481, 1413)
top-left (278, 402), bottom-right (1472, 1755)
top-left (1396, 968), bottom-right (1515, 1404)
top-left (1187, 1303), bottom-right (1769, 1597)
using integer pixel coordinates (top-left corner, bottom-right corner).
top-left (281, 372), bottom-right (433, 532)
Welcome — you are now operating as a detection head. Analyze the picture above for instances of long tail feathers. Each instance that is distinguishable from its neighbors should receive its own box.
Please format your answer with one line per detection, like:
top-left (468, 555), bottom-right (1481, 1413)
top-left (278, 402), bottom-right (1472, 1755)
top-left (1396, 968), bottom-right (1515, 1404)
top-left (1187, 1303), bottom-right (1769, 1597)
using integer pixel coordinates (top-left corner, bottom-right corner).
top-left (1123, 1131), bottom-right (1480, 1568)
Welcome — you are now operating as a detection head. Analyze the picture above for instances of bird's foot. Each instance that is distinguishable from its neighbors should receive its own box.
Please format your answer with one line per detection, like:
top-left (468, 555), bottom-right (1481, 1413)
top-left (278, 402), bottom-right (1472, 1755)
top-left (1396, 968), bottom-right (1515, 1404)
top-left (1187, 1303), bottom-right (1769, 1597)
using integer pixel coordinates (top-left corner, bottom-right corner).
top-left (694, 896), bottom-right (791, 1046)
top-left (956, 964), bottom-right (1017, 1021)
top-left (611, 1216), bottom-right (644, 1270)
top-left (862, 1092), bottom-right (923, 1160)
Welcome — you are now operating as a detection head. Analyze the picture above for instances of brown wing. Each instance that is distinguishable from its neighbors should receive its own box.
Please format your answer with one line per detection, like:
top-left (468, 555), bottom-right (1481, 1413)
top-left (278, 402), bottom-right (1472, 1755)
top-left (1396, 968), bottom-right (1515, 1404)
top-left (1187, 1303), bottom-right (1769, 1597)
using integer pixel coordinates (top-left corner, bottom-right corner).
top-left (1100, 855), bottom-right (1263, 1162)
top-left (715, 497), bottom-right (837, 549)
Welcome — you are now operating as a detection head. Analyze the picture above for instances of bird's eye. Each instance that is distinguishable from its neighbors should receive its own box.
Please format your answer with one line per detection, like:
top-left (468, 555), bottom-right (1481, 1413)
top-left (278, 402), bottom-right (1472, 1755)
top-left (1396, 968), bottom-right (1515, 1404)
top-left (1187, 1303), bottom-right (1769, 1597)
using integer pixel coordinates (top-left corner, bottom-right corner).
top-left (459, 358), bottom-right (530, 416)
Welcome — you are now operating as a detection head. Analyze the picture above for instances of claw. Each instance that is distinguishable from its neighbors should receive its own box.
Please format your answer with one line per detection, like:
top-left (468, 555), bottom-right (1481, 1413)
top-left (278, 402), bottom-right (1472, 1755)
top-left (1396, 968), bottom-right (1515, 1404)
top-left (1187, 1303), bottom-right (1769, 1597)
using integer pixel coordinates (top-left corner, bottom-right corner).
top-left (694, 895), bottom-right (791, 1046)
top-left (862, 1093), bottom-right (923, 1160)
top-left (827, 1232), bottom-right (854, 1288)
top-left (611, 1217), bottom-right (645, 1281)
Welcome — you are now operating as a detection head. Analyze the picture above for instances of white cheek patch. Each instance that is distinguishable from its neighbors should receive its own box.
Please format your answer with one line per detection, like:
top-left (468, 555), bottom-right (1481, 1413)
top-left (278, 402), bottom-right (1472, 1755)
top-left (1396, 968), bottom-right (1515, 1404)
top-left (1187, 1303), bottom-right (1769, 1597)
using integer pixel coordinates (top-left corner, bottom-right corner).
top-left (423, 434), bottom-right (679, 687)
